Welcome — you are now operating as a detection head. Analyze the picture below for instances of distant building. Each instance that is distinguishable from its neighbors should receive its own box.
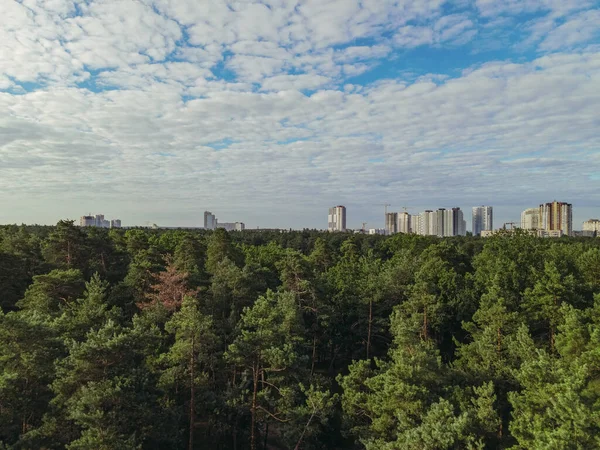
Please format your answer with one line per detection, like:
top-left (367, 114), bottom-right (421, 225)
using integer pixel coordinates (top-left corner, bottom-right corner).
top-left (410, 214), bottom-right (421, 234)
top-left (328, 205), bottom-right (346, 232)
top-left (539, 201), bottom-right (572, 236)
top-left (412, 208), bottom-right (465, 237)
top-left (80, 214), bottom-right (118, 228)
top-left (434, 208), bottom-right (444, 237)
top-left (204, 211), bottom-right (217, 230)
top-left (368, 228), bottom-right (385, 235)
top-left (385, 212), bottom-right (398, 235)
top-left (583, 219), bottom-right (600, 235)
top-left (397, 212), bottom-right (412, 234)
top-left (418, 210), bottom-right (435, 236)
top-left (217, 222), bottom-right (245, 232)
top-left (110, 219), bottom-right (122, 228)
top-left (80, 216), bottom-right (95, 227)
top-left (472, 206), bottom-right (493, 236)
top-left (521, 208), bottom-right (540, 230)
top-left (443, 207), bottom-right (466, 237)
top-left (538, 229), bottom-right (564, 238)
top-left (94, 214), bottom-right (109, 228)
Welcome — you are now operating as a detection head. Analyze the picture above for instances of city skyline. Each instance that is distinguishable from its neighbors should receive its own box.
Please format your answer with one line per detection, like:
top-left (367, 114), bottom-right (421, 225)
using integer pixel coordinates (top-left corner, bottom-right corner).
top-left (0, 202), bottom-right (600, 232)
top-left (1, 1), bottom-right (599, 230)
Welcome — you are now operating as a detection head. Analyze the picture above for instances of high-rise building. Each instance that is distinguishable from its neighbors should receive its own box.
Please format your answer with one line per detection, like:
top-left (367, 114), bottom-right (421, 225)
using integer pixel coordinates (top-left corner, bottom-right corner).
top-left (204, 211), bottom-right (217, 230)
top-left (436, 208), bottom-right (445, 237)
top-left (521, 208), bottom-right (540, 230)
top-left (95, 214), bottom-right (105, 227)
top-left (110, 219), bottom-right (122, 228)
top-left (410, 215), bottom-right (420, 234)
top-left (397, 212), bottom-right (411, 234)
top-left (385, 212), bottom-right (398, 235)
top-left (582, 219), bottom-right (600, 235)
top-left (80, 216), bottom-right (95, 227)
top-left (472, 206), bottom-right (493, 236)
top-left (328, 205), bottom-right (346, 232)
top-left (418, 210), bottom-right (434, 235)
top-left (217, 222), bottom-right (246, 232)
top-left (80, 214), bottom-right (118, 228)
top-left (539, 201), bottom-right (573, 236)
top-left (443, 207), bottom-right (466, 237)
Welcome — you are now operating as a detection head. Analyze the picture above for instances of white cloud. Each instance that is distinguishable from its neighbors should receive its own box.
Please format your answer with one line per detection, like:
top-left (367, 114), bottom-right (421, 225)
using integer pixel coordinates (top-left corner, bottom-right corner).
top-left (539, 10), bottom-right (600, 51)
top-left (260, 74), bottom-right (331, 91)
top-left (0, 0), bottom-right (599, 227)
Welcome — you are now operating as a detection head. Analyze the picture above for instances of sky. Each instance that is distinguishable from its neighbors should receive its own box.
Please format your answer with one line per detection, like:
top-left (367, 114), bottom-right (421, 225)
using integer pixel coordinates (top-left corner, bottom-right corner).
top-left (1, 0), bottom-right (599, 230)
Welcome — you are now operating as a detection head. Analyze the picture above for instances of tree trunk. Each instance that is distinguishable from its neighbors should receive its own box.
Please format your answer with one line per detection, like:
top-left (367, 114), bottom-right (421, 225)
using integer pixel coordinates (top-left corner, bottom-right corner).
top-left (497, 327), bottom-right (502, 353)
top-left (189, 336), bottom-right (195, 450)
top-left (67, 240), bottom-right (72, 267)
top-left (422, 304), bottom-right (428, 340)
top-left (263, 422), bottom-right (269, 450)
top-left (251, 363), bottom-right (259, 450)
top-left (311, 333), bottom-right (317, 376)
top-left (367, 298), bottom-right (373, 359)
top-left (232, 416), bottom-right (238, 450)
top-left (294, 409), bottom-right (316, 450)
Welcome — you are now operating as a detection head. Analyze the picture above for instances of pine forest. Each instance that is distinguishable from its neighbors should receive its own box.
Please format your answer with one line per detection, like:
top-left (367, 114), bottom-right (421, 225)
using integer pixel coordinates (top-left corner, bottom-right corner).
top-left (1, 221), bottom-right (600, 450)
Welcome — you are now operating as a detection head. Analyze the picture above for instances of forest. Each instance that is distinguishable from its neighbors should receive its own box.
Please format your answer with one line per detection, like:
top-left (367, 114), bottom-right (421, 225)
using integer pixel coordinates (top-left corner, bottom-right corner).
top-left (1, 220), bottom-right (600, 449)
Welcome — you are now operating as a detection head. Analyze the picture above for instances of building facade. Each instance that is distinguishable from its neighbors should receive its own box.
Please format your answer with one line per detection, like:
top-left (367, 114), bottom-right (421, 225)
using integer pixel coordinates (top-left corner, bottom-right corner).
top-left (436, 208), bottom-right (446, 237)
top-left (410, 214), bottom-right (420, 234)
top-left (583, 219), bottom-right (600, 235)
top-left (80, 214), bottom-right (117, 228)
top-left (418, 210), bottom-right (434, 235)
top-left (80, 216), bottom-right (95, 227)
top-left (521, 208), bottom-right (540, 230)
top-left (397, 212), bottom-right (412, 234)
top-left (217, 222), bottom-right (245, 231)
top-left (539, 201), bottom-right (573, 236)
top-left (385, 212), bottom-right (398, 235)
top-left (472, 206), bottom-right (493, 236)
top-left (204, 211), bottom-right (217, 230)
top-left (328, 205), bottom-right (346, 232)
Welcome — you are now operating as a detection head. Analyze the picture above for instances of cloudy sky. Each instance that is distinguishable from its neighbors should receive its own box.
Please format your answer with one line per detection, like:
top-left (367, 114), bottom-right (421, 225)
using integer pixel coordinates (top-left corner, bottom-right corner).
top-left (1, 0), bottom-right (599, 229)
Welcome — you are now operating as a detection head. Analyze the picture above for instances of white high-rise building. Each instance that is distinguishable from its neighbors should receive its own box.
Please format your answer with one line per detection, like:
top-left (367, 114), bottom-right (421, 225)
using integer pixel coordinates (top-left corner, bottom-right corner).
top-left (385, 212), bottom-right (398, 235)
top-left (436, 208), bottom-right (446, 237)
top-left (521, 208), bottom-right (540, 230)
top-left (397, 212), bottom-right (411, 234)
top-left (583, 219), bottom-right (600, 234)
top-left (95, 214), bottom-right (106, 227)
top-left (80, 214), bottom-right (118, 228)
top-left (410, 215), bottom-right (420, 234)
top-left (110, 219), bottom-right (122, 228)
top-left (204, 211), bottom-right (217, 230)
top-left (472, 206), bottom-right (493, 236)
top-left (418, 210), bottom-right (434, 236)
top-left (328, 205), bottom-right (346, 232)
top-left (539, 201), bottom-right (573, 236)
top-left (80, 216), bottom-right (95, 227)
top-left (443, 207), bottom-right (466, 237)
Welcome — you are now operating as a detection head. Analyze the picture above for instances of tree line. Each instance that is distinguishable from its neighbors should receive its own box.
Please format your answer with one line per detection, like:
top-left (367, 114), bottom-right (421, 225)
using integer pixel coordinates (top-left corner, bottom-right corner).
top-left (1, 221), bottom-right (600, 449)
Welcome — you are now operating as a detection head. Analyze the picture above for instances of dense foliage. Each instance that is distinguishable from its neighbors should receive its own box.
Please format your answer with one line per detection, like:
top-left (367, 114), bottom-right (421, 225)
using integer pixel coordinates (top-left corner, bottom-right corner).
top-left (1, 221), bottom-right (600, 449)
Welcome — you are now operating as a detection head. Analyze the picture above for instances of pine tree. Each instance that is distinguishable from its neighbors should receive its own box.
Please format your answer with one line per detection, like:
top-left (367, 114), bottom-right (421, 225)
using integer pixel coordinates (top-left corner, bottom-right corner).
top-left (160, 296), bottom-right (216, 450)
top-left (225, 290), bottom-right (304, 450)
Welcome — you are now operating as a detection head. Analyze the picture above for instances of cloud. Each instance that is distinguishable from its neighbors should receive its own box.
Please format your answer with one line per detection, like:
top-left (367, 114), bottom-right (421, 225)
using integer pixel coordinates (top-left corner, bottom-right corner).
top-left (539, 10), bottom-right (600, 51)
top-left (0, 0), bottom-right (599, 228)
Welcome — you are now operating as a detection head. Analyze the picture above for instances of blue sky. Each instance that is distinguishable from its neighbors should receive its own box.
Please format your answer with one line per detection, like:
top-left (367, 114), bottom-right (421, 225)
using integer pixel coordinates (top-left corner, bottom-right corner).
top-left (0, 0), bottom-right (599, 229)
